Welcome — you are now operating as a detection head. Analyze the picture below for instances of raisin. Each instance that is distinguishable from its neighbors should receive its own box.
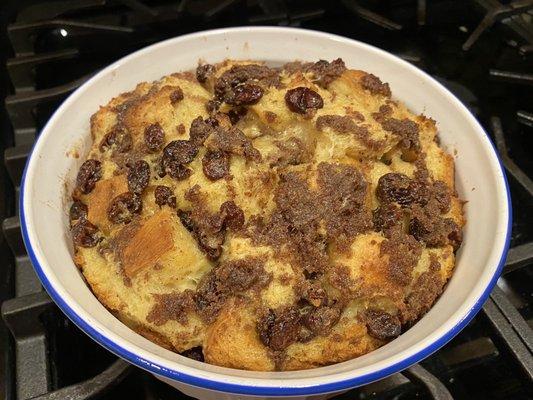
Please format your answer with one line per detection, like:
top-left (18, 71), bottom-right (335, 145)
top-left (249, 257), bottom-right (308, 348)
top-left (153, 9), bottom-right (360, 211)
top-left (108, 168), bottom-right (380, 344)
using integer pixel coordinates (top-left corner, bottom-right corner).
top-left (169, 165), bottom-right (192, 180)
top-left (144, 123), bottom-right (165, 153)
top-left (169, 87), bottom-right (184, 104)
top-left (76, 159), bottom-right (102, 194)
top-left (409, 210), bottom-right (436, 244)
top-left (154, 185), bottom-right (176, 208)
top-left (376, 173), bottom-right (410, 205)
top-left (373, 203), bottom-right (403, 231)
top-left (99, 125), bottom-right (132, 154)
top-left (180, 347), bottom-right (204, 362)
top-left (376, 173), bottom-right (428, 207)
top-left (107, 192), bottom-right (142, 224)
top-left (192, 227), bottom-right (225, 261)
top-left (163, 140), bottom-right (198, 165)
top-left (161, 140), bottom-right (198, 180)
top-left (285, 87), bottom-right (324, 114)
top-left (228, 84), bottom-right (263, 106)
top-left (127, 160), bottom-right (150, 194)
top-left (303, 305), bottom-right (341, 336)
top-left (214, 64), bottom-right (280, 105)
top-left (72, 218), bottom-right (100, 248)
top-left (220, 201), bottom-right (244, 230)
top-left (202, 150), bottom-right (229, 181)
top-left (198, 230), bottom-right (226, 260)
top-left (408, 206), bottom-right (461, 249)
top-left (196, 64), bottom-right (215, 83)
top-left (227, 107), bottom-right (248, 125)
top-left (69, 201), bottom-right (88, 224)
top-left (366, 310), bottom-right (401, 340)
top-left (178, 188), bottom-right (242, 262)
top-left (257, 308), bottom-right (301, 351)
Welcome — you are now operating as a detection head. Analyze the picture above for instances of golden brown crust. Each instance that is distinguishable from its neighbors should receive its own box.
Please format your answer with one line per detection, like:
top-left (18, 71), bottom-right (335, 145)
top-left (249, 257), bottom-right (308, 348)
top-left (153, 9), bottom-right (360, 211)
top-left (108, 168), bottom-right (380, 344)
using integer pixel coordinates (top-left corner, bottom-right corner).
top-left (121, 209), bottom-right (175, 277)
top-left (70, 59), bottom-right (464, 371)
top-left (204, 298), bottom-right (274, 371)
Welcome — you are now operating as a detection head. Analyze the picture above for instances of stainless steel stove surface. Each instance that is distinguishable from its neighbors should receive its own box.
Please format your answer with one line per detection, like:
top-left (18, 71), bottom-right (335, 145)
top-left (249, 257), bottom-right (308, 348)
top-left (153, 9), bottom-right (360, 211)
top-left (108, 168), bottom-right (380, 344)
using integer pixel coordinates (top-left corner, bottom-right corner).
top-left (0, 1), bottom-right (532, 399)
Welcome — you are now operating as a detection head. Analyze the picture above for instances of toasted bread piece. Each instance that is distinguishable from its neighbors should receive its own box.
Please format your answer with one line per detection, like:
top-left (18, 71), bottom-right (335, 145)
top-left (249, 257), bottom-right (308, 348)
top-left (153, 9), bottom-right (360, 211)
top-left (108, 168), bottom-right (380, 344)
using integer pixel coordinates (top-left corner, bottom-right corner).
top-left (204, 298), bottom-right (274, 371)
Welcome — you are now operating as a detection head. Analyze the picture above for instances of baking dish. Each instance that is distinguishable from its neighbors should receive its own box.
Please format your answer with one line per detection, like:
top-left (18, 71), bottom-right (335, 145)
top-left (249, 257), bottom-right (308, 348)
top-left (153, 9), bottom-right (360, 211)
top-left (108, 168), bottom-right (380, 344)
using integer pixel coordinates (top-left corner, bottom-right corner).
top-left (20, 27), bottom-right (511, 400)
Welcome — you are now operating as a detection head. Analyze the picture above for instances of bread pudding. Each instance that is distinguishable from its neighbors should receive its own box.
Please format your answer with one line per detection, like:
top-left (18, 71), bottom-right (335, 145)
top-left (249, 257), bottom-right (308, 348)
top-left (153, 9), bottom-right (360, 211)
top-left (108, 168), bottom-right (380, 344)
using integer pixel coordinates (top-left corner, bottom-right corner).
top-left (69, 58), bottom-right (464, 371)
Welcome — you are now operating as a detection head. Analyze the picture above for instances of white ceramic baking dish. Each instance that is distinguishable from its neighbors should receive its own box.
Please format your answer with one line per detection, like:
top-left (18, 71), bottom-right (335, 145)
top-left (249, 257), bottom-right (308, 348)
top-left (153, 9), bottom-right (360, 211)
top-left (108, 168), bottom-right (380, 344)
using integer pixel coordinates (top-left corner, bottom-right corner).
top-left (20, 27), bottom-right (511, 400)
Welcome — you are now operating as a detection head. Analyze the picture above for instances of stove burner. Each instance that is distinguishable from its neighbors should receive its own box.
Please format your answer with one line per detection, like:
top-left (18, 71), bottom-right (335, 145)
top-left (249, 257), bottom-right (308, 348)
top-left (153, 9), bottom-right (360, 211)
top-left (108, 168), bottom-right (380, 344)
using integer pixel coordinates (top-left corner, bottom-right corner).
top-left (29, 360), bottom-right (131, 400)
top-left (489, 69), bottom-right (533, 86)
top-left (519, 43), bottom-right (533, 54)
top-left (491, 116), bottom-right (533, 198)
top-left (463, 0), bottom-right (533, 50)
top-left (341, 0), bottom-right (402, 30)
top-left (417, 0), bottom-right (427, 26)
top-left (517, 110), bottom-right (533, 128)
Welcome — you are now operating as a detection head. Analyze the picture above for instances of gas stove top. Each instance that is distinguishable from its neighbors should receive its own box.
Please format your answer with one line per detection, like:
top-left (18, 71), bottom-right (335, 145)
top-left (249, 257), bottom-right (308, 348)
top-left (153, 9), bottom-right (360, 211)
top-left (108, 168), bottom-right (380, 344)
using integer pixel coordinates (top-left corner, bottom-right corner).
top-left (0, 1), bottom-right (532, 399)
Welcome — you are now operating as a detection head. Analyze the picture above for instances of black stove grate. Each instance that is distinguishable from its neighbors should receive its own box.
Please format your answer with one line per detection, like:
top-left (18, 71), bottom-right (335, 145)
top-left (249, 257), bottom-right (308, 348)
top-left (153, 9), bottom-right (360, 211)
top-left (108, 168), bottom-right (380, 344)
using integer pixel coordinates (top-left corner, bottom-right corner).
top-left (1, 1), bottom-right (532, 399)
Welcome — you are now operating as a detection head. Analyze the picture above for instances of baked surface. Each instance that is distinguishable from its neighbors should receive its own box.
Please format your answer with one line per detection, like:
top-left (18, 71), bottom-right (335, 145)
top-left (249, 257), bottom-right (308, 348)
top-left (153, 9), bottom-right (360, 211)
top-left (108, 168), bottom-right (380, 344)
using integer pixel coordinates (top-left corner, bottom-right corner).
top-left (70, 59), bottom-right (464, 371)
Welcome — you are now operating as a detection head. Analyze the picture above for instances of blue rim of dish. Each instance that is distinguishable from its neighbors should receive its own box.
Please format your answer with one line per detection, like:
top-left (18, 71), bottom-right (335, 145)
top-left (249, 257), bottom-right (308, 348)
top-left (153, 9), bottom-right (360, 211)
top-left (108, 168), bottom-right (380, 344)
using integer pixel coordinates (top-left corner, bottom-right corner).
top-left (19, 27), bottom-right (512, 397)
